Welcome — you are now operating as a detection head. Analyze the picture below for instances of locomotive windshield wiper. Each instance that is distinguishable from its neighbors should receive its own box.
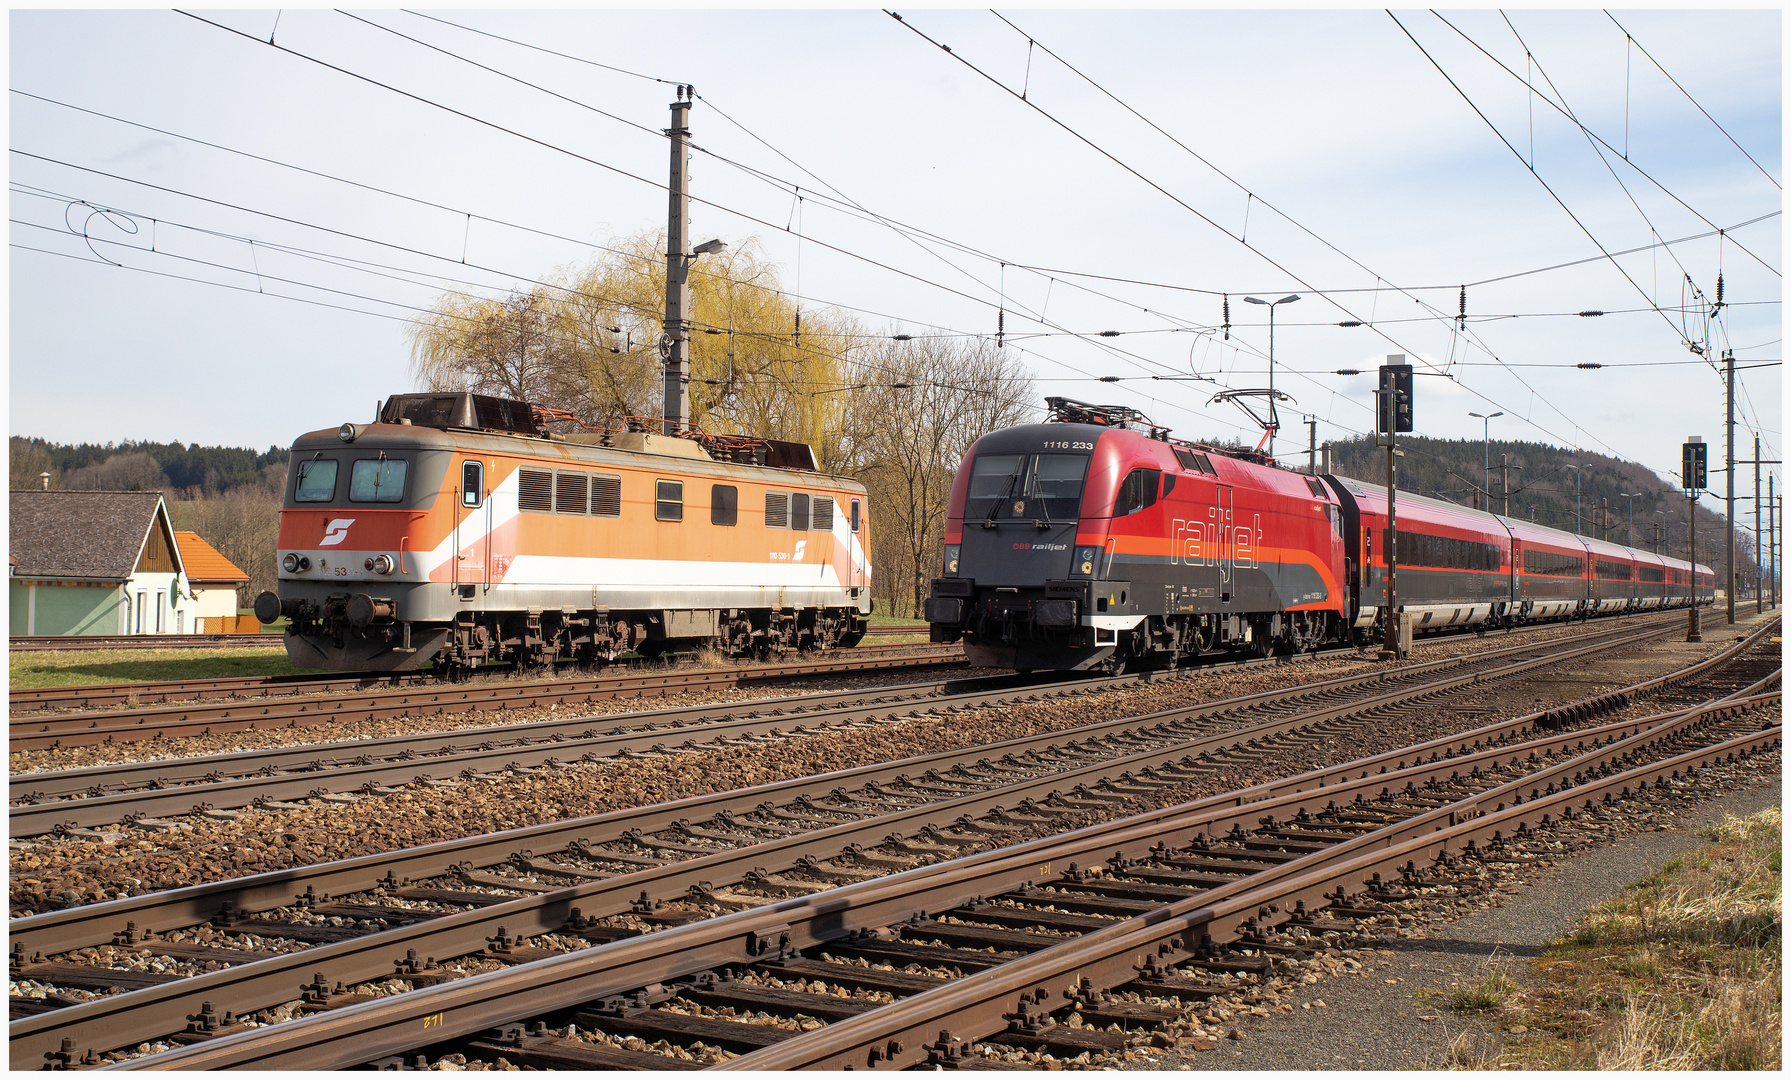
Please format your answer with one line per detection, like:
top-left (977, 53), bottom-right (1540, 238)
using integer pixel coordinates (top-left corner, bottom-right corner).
top-left (982, 463), bottom-right (1025, 529)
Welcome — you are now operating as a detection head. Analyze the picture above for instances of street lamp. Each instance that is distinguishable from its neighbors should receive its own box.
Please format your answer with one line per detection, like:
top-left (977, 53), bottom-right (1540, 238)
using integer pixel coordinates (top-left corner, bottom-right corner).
top-left (1468, 411), bottom-right (1502, 510)
top-left (1563, 463), bottom-right (1587, 536)
top-left (1618, 492), bottom-right (1642, 545)
top-left (1244, 294), bottom-right (1300, 457)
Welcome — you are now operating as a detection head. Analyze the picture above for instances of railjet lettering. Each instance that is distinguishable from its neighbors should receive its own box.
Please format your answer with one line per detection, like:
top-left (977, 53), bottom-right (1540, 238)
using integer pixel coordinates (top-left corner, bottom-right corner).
top-left (1012, 542), bottom-right (1069, 551)
top-left (1170, 514), bottom-right (1260, 571)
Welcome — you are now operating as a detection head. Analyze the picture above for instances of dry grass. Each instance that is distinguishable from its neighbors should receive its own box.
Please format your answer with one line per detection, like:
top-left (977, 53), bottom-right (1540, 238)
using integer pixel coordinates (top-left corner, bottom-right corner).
top-left (1444, 807), bottom-right (1781, 1070)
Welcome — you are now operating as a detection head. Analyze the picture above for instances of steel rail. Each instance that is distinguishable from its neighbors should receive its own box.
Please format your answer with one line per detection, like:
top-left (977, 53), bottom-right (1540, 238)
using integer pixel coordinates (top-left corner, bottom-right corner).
top-left (7, 651), bottom-right (972, 754)
top-left (9, 634), bottom-right (284, 653)
top-left (9, 614), bottom-right (1670, 953)
top-left (7, 642), bottom-right (956, 715)
top-left (105, 693), bottom-right (1781, 1071)
top-left (720, 712), bottom-right (1784, 1071)
top-left (5, 620), bottom-right (1718, 1063)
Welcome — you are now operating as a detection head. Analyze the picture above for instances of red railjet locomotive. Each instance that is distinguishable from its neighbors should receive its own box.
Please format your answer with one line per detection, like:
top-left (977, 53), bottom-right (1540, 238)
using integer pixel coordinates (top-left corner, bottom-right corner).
top-left (255, 392), bottom-right (872, 672)
top-left (924, 398), bottom-right (1712, 673)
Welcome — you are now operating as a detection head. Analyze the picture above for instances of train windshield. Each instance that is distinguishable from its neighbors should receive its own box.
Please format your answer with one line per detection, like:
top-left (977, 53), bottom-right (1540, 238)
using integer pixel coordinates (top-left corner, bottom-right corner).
top-left (964, 452), bottom-right (1089, 521)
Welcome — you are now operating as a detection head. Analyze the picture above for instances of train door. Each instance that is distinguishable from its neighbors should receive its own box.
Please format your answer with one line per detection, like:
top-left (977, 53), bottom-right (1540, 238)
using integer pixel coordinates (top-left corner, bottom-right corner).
top-left (1217, 484), bottom-right (1235, 603)
top-left (1510, 539), bottom-right (1522, 606)
top-left (457, 459), bottom-right (488, 598)
top-left (848, 497), bottom-right (866, 592)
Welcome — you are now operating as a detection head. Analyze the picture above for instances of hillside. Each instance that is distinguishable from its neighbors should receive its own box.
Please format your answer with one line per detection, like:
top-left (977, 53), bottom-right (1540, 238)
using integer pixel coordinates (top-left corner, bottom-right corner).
top-left (1324, 434), bottom-right (1759, 575)
top-left (10, 436), bottom-right (284, 496)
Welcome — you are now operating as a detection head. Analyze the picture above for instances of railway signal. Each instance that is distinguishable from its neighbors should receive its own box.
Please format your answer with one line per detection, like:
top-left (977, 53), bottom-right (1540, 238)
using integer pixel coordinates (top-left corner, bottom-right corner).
top-left (1685, 436), bottom-right (1705, 642)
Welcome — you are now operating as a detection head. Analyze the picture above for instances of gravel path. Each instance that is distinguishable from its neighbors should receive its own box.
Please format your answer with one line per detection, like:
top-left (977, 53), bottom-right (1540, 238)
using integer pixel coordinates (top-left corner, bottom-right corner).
top-left (1130, 768), bottom-right (1783, 1071)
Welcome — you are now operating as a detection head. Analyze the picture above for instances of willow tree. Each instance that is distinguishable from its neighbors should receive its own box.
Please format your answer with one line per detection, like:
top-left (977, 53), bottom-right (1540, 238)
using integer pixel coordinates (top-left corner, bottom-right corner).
top-left (408, 232), bottom-right (864, 467)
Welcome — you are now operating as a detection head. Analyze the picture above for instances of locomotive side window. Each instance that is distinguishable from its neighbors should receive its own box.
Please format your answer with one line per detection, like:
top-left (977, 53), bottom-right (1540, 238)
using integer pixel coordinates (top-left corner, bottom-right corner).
top-left (850, 498), bottom-right (861, 532)
top-left (1305, 478), bottom-right (1327, 499)
top-left (518, 469), bottom-right (553, 512)
top-left (556, 472), bottom-right (589, 515)
top-left (349, 459), bottom-right (406, 502)
top-left (712, 484), bottom-right (738, 526)
top-left (655, 480), bottom-right (684, 522)
top-left (1113, 468), bottom-right (1161, 517)
top-left (295, 459), bottom-right (338, 503)
top-left (461, 461), bottom-right (482, 508)
top-left (812, 496), bottom-right (834, 532)
top-left (791, 492), bottom-right (811, 531)
top-left (1161, 473), bottom-right (1176, 499)
top-left (590, 474), bottom-right (622, 517)
top-left (766, 491), bottom-right (789, 528)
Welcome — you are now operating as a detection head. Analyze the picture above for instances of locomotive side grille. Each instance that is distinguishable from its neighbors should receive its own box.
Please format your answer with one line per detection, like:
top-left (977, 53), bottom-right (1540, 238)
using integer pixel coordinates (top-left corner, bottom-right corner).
top-left (556, 472), bottom-right (589, 515)
top-left (766, 491), bottom-right (788, 529)
top-left (791, 492), bottom-right (811, 532)
top-left (811, 495), bottom-right (834, 533)
top-left (518, 469), bottom-right (553, 512)
top-left (590, 473), bottom-right (622, 517)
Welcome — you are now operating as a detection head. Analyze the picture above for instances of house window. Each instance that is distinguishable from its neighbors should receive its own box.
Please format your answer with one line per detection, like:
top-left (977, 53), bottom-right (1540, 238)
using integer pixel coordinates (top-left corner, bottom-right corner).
top-left (295, 459), bottom-right (338, 503)
top-left (155, 591), bottom-right (166, 633)
top-left (712, 484), bottom-right (738, 526)
top-left (656, 480), bottom-right (683, 522)
top-left (136, 591), bottom-right (146, 634)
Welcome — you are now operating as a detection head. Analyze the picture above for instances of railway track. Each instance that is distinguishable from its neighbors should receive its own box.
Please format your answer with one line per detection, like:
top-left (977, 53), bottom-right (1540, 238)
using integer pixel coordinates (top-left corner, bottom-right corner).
top-left (9, 634), bottom-right (284, 653)
top-left (71, 658), bottom-right (1781, 1068)
top-left (7, 647), bottom-right (970, 755)
top-left (7, 642), bottom-right (954, 716)
top-left (10, 614), bottom-right (1769, 1066)
top-left (8, 614), bottom-right (1711, 835)
top-left (10, 626), bottom-right (921, 654)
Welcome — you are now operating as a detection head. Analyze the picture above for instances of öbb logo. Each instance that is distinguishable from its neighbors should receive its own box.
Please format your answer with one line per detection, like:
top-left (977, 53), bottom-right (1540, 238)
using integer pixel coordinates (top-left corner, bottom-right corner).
top-left (319, 519), bottom-right (355, 546)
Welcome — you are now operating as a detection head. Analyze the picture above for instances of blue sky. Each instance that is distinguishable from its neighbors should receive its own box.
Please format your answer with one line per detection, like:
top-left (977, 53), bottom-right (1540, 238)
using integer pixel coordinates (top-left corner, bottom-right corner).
top-left (8, 7), bottom-right (1781, 495)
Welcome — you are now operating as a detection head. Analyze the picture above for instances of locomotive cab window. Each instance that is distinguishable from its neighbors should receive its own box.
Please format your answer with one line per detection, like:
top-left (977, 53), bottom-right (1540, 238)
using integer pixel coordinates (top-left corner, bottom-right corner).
top-left (711, 484), bottom-right (738, 526)
top-left (295, 458), bottom-right (338, 503)
top-left (850, 498), bottom-right (861, 533)
top-left (461, 461), bottom-right (482, 508)
top-left (655, 480), bottom-right (684, 522)
top-left (1113, 468), bottom-right (1161, 517)
top-left (349, 458), bottom-right (406, 502)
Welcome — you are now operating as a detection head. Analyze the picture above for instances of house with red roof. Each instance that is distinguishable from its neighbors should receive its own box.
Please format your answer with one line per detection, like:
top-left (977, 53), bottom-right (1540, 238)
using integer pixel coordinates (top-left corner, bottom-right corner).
top-left (9, 490), bottom-right (206, 635)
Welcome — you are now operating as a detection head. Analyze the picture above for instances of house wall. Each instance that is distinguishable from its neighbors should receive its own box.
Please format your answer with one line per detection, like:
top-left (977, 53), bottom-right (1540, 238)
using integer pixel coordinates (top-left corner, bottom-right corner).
top-left (192, 586), bottom-right (241, 621)
top-left (119, 571), bottom-right (191, 634)
top-left (8, 580), bottom-right (126, 635)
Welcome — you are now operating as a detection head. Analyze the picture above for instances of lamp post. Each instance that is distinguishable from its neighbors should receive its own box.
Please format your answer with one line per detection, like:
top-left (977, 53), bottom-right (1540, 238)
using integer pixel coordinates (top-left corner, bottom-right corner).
top-left (1244, 294), bottom-right (1300, 458)
top-left (1468, 411), bottom-right (1502, 511)
top-left (1618, 492), bottom-right (1642, 545)
top-left (1563, 464), bottom-right (1585, 535)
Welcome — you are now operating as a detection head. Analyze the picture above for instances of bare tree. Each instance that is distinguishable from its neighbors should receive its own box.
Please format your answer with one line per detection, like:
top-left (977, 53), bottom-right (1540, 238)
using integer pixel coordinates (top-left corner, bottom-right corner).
top-left (171, 485), bottom-right (282, 606)
top-left (853, 337), bottom-right (1033, 616)
top-left (64, 452), bottom-right (168, 492)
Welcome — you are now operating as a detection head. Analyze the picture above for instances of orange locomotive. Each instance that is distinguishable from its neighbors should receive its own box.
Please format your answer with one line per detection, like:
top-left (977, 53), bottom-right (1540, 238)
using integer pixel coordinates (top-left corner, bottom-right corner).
top-left (254, 392), bottom-right (872, 671)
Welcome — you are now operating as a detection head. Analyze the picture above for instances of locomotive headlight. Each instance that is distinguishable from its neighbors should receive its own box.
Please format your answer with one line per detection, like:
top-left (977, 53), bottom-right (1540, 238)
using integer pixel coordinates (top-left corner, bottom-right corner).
top-left (1074, 547), bottom-right (1098, 577)
top-left (338, 422), bottom-right (361, 442)
top-left (942, 544), bottom-right (961, 576)
top-left (365, 554), bottom-right (396, 575)
top-left (282, 552), bottom-right (301, 574)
